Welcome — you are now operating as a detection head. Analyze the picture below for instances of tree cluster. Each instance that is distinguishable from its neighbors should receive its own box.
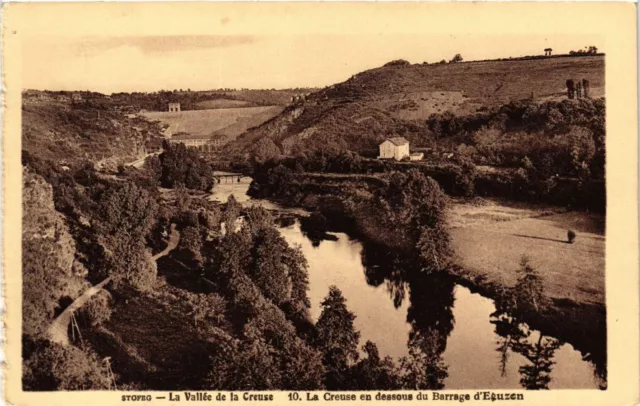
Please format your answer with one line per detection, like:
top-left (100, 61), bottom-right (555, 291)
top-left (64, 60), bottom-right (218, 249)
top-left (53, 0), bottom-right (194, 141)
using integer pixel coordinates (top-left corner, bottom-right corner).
top-left (146, 142), bottom-right (214, 191)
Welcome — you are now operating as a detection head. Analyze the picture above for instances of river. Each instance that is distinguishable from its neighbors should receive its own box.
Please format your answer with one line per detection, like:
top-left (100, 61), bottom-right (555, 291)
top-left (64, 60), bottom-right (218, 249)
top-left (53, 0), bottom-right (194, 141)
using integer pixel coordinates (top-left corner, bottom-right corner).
top-left (210, 176), bottom-right (601, 390)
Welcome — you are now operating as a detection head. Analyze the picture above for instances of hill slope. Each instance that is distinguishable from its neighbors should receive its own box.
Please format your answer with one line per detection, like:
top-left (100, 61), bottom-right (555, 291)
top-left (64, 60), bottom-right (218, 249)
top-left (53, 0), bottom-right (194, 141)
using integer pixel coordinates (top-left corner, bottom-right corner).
top-left (225, 55), bottom-right (604, 159)
top-left (22, 97), bottom-right (166, 171)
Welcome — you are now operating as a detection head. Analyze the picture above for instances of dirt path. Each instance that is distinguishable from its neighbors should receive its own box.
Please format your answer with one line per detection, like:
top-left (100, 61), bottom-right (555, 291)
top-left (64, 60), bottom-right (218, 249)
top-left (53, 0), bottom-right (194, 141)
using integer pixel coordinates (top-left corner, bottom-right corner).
top-left (152, 224), bottom-right (179, 261)
top-left (48, 224), bottom-right (181, 346)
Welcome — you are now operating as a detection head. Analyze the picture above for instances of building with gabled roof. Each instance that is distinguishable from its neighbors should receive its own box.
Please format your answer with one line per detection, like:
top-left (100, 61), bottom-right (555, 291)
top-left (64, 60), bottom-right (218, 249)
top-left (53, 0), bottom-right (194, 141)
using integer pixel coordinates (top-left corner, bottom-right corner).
top-left (378, 137), bottom-right (410, 161)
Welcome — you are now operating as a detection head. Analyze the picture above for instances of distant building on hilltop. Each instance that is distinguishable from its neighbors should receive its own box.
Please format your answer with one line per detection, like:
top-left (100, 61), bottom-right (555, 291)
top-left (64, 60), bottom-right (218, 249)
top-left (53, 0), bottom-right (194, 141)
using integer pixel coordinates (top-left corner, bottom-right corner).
top-left (168, 103), bottom-right (181, 112)
top-left (71, 93), bottom-right (84, 103)
top-left (378, 137), bottom-right (411, 161)
top-left (168, 133), bottom-right (223, 152)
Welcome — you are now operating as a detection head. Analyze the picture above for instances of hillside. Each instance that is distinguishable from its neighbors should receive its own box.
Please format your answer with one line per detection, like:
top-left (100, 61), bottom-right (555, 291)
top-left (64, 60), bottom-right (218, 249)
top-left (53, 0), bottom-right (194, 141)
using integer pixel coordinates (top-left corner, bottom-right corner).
top-left (225, 55), bottom-right (604, 159)
top-left (110, 88), bottom-right (319, 112)
top-left (22, 96), bottom-right (166, 171)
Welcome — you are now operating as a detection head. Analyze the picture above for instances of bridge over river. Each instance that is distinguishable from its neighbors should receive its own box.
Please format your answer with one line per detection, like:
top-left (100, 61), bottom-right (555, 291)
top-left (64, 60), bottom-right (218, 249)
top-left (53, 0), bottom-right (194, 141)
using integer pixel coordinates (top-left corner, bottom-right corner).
top-left (213, 171), bottom-right (247, 184)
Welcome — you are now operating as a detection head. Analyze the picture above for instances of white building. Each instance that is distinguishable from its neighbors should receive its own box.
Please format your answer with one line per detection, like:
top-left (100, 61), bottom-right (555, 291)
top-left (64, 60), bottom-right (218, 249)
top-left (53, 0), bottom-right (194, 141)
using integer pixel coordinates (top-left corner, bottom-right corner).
top-left (410, 152), bottom-right (424, 161)
top-left (378, 137), bottom-right (410, 161)
top-left (168, 103), bottom-right (181, 112)
top-left (168, 134), bottom-right (224, 152)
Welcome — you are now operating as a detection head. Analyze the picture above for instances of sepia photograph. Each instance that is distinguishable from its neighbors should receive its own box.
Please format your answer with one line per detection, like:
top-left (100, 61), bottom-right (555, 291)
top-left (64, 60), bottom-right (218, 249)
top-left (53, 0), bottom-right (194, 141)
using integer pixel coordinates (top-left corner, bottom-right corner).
top-left (2, 3), bottom-right (638, 405)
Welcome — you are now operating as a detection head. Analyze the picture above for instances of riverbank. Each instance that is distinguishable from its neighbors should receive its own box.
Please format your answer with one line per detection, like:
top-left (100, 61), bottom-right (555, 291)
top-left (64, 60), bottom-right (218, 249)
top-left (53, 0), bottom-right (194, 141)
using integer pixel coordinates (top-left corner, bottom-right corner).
top-left (248, 173), bottom-right (606, 383)
top-left (447, 197), bottom-right (606, 384)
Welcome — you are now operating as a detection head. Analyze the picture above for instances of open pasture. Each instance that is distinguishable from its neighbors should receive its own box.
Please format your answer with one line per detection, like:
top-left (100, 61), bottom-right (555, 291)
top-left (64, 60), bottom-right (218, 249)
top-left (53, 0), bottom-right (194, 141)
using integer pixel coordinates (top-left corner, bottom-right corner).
top-left (449, 198), bottom-right (605, 307)
top-left (141, 106), bottom-right (282, 138)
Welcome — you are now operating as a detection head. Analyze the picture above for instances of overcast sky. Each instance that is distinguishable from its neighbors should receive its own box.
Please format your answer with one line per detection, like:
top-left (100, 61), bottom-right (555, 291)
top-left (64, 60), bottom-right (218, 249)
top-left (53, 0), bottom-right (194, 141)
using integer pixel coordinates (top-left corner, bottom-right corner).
top-left (17, 4), bottom-right (605, 94)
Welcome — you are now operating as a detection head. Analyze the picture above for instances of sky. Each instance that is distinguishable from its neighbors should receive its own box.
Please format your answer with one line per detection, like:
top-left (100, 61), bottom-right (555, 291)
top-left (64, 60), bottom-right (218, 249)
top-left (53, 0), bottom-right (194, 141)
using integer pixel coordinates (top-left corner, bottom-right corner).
top-left (16, 4), bottom-right (606, 94)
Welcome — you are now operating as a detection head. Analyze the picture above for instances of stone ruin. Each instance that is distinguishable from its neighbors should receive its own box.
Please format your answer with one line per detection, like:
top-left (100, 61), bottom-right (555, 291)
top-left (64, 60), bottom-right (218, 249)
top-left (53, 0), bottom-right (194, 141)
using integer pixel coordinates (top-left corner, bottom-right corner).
top-left (289, 93), bottom-right (310, 106)
top-left (566, 78), bottom-right (590, 99)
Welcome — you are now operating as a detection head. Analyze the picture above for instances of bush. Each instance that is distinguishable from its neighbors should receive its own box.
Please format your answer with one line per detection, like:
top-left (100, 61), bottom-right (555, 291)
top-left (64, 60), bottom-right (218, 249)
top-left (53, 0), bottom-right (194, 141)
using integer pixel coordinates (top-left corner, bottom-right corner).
top-left (449, 54), bottom-right (463, 63)
top-left (97, 181), bottom-right (159, 241)
top-left (567, 230), bottom-right (576, 244)
top-left (78, 290), bottom-right (112, 327)
top-left (23, 340), bottom-right (112, 390)
top-left (102, 240), bottom-right (158, 293)
top-left (383, 59), bottom-right (411, 67)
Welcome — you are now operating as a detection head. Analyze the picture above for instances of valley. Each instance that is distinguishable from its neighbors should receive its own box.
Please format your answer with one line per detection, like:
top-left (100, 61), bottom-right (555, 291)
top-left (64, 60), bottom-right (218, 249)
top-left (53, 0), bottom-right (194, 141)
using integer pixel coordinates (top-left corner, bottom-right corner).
top-left (21, 53), bottom-right (607, 392)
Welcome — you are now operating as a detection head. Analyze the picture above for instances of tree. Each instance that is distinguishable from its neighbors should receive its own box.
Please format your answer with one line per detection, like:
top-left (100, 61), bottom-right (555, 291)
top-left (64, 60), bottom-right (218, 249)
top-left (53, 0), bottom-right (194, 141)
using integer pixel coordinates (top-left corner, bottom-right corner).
top-left (514, 256), bottom-right (546, 314)
top-left (374, 170), bottom-right (451, 271)
top-left (78, 290), bottom-right (112, 327)
top-left (252, 138), bottom-right (282, 162)
top-left (399, 331), bottom-right (448, 389)
top-left (187, 293), bottom-right (227, 328)
top-left (250, 228), bottom-right (294, 305)
top-left (97, 182), bottom-right (158, 242)
top-left (490, 288), bottom-right (560, 389)
top-left (350, 341), bottom-right (398, 389)
top-left (23, 340), bottom-right (112, 390)
top-left (143, 155), bottom-right (162, 182)
top-left (449, 53), bottom-right (463, 63)
top-left (176, 226), bottom-right (204, 269)
top-left (243, 206), bottom-right (274, 237)
top-left (159, 143), bottom-right (213, 191)
top-left (315, 286), bottom-right (360, 389)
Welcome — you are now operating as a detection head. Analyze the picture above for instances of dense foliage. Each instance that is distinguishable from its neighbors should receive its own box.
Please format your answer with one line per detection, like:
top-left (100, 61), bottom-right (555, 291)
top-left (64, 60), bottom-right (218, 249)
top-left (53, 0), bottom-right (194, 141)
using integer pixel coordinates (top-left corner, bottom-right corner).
top-left (149, 142), bottom-right (214, 191)
top-left (250, 164), bottom-right (452, 271)
top-left (429, 98), bottom-right (605, 180)
top-left (247, 96), bottom-right (606, 211)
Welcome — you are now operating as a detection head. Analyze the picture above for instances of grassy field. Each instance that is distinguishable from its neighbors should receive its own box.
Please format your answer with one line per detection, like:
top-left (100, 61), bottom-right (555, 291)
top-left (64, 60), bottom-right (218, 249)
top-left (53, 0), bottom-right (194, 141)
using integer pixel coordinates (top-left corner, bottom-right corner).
top-left (195, 99), bottom-right (253, 109)
top-left (448, 197), bottom-right (605, 307)
top-left (141, 106), bottom-right (283, 139)
top-left (447, 197), bottom-right (606, 375)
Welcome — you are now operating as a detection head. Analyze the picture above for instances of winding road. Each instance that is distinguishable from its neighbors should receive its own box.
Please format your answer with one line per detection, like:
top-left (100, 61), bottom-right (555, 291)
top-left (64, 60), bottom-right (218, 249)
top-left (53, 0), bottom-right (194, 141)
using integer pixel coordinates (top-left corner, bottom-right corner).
top-left (47, 224), bottom-right (180, 346)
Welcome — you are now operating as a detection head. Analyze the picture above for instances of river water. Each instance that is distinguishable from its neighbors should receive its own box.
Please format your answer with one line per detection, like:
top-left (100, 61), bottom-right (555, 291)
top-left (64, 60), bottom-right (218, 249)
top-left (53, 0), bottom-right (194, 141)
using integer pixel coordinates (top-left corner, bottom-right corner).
top-left (210, 176), bottom-right (601, 390)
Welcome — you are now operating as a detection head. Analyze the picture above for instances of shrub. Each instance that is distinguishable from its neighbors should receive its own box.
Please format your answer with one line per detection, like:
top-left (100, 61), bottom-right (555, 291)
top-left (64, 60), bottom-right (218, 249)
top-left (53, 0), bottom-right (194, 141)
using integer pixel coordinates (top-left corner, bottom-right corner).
top-left (567, 230), bottom-right (576, 244)
top-left (449, 54), bottom-right (463, 63)
top-left (78, 290), bottom-right (112, 327)
top-left (383, 59), bottom-right (410, 67)
top-left (23, 340), bottom-right (112, 390)
top-left (102, 240), bottom-right (158, 293)
top-left (97, 181), bottom-right (159, 241)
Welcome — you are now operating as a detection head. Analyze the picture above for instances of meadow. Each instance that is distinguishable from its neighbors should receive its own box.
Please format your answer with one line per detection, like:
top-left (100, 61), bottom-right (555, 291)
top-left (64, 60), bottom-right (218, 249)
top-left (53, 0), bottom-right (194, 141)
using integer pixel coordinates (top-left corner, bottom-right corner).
top-left (449, 198), bottom-right (604, 306)
top-left (141, 106), bottom-right (283, 139)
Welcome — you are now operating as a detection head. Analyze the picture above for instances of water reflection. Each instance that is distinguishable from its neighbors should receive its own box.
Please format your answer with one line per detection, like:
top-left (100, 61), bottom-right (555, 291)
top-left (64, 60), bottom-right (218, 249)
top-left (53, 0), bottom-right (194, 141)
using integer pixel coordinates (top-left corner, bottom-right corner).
top-left (361, 243), bottom-right (454, 389)
top-left (279, 220), bottom-right (599, 389)
top-left (208, 178), bottom-right (601, 389)
top-left (490, 298), bottom-right (561, 390)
